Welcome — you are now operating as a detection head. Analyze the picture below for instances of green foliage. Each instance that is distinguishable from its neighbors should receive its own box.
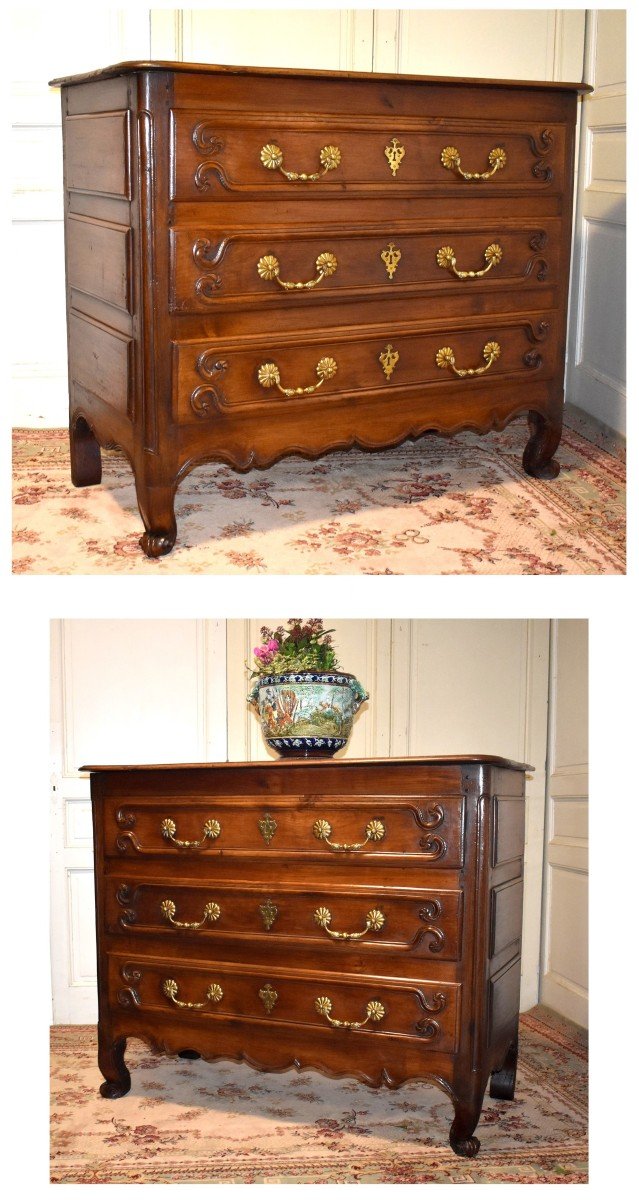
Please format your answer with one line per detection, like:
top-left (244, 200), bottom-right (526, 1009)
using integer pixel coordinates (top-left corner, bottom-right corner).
top-left (249, 618), bottom-right (341, 678)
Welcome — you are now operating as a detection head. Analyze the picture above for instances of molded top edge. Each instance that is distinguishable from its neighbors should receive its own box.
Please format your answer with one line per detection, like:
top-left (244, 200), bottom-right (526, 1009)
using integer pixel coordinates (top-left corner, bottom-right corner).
top-left (48, 59), bottom-right (591, 93)
top-left (81, 755), bottom-right (533, 773)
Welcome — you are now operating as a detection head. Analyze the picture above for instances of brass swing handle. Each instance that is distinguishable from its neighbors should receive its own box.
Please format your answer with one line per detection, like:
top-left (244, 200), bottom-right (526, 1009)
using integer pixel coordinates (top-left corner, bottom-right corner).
top-left (436, 242), bottom-right (503, 279)
top-left (436, 341), bottom-right (501, 378)
top-left (441, 145), bottom-right (507, 180)
top-left (260, 142), bottom-right (341, 181)
top-left (160, 817), bottom-right (221, 849)
top-left (315, 995), bottom-right (386, 1029)
top-left (257, 356), bottom-right (337, 397)
top-left (314, 906), bottom-right (385, 941)
top-left (162, 978), bottom-right (223, 1009)
top-left (160, 899), bottom-right (221, 929)
top-left (312, 817), bottom-right (386, 852)
top-left (257, 251), bottom-right (338, 291)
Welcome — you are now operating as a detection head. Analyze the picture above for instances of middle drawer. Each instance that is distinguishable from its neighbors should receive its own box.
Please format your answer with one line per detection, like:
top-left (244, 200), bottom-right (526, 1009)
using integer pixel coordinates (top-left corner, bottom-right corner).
top-left (107, 879), bottom-right (463, 962)
top-left (170, 221), bottom-right (560, 313)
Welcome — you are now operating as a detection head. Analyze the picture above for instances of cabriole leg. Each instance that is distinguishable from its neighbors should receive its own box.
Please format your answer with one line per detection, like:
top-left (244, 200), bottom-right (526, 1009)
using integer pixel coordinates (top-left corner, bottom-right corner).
top-left (98, 1030), bottom-right (131, 1099)
top-left (449, 1092), bottom-right (483, 1158)
top-left (70, 416), bottom-right (102, 487)
top-left (522, 409), bottom-right (562, 480)
top-left (489, 1038), bottom-right (518, 1101)
top-left (135, 475), bottom-right (178, 558)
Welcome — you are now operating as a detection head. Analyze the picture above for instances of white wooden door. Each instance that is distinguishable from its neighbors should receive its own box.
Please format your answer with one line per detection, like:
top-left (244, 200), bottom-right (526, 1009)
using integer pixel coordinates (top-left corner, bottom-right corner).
top-left (566, 10), bottom-right (626, 434)
top-left (50, 619), bottom-right (550, 1022)
top-left (540, 621), bottom-right (588, 1026)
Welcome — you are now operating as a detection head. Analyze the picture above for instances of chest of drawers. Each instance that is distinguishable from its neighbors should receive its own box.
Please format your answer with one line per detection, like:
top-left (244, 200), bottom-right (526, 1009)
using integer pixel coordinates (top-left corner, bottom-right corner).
top-left (50, 61), bottom-right (589, 557)
top-left (87, 755), bottom-right (529, 1157)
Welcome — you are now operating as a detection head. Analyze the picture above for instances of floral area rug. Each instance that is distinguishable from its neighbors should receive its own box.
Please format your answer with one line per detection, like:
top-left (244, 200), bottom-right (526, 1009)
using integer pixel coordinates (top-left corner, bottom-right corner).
top-left (50, 1005), bottom-right (587, 1183)
top-left (14, 408), bottom-right (624, 573)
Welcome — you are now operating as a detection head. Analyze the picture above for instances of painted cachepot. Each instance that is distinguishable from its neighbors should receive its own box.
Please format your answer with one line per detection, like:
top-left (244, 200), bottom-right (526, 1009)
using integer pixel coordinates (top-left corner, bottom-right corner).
top-left (248, 671), bottom-right (368, 757)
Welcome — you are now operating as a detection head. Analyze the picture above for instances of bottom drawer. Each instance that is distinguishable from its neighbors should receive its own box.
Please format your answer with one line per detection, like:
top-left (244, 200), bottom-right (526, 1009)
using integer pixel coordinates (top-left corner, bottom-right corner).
top-left (175, 311), bottom-right (557, 423)
top-left (110, 954), bottom-right (461, 1051)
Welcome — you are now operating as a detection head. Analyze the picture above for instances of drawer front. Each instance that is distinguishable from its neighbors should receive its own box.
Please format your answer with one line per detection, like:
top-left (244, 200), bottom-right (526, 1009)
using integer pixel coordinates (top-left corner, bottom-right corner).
top-left (108, 793), bottom-right (465, 866)
top-left (170, 222), bottom-right (559, 313)
top-left (110, 953), bottom-right (461, 1050)
top-left (174, 312), bottom-right (557, 422)
top-left (108, 880), bottom-right (463, 961)
top-left (172, 111), bottom-right (567, 200)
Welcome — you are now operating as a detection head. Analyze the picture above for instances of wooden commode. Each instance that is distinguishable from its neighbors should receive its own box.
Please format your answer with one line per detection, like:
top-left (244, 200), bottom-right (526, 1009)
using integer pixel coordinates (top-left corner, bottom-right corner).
top-left (49, 61), bottom-right (589, 556)
top-left (87, 755), bottom-right (530, 1156)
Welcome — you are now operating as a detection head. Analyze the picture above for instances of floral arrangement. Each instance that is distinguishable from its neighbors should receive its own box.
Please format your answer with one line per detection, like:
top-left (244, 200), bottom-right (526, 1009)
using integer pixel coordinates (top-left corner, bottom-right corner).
top-left (249, 619), bottom-right (340, 678)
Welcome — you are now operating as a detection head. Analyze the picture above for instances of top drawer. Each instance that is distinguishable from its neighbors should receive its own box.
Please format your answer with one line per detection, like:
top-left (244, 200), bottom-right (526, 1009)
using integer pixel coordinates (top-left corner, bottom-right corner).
top-left (172, 112), bottom-right (567, 201)
top-left (108, 792), bottom-right (465, 867)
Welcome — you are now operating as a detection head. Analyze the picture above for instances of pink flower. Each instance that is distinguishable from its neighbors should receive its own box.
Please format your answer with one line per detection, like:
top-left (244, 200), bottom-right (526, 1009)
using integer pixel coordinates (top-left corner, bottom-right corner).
top-left (266, 639), bottom-right (279, 652)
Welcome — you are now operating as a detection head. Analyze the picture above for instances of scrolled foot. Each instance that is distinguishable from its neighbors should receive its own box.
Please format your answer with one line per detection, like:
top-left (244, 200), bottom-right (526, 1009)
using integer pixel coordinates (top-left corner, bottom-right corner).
top-left (522, 410), bottom-right (562, 480)
top-left (136, 478), bottom-right (178, 558)
top-left (99, 1076), bottom-right (131, 1099)
top-left (98, 1032), bottom-right (131, 1099)
top-left (449, 1133), bottom-right (480, 1158)
top-left (139, 530), bottom-right (177, 558)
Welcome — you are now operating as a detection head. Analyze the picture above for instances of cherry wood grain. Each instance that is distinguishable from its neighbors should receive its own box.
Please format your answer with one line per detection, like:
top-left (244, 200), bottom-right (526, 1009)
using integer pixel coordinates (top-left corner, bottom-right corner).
top-left (90, 756), bottom-right (529, 1156)
top-left (52, 63), bottom-right (585, 554)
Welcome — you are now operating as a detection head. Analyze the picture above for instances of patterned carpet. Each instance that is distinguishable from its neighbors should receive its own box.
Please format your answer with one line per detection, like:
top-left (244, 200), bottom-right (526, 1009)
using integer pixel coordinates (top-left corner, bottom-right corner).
top-left (14, 407), bottom-right (624, 573)
top-left (50, 1006), bottom-right (587, 1183)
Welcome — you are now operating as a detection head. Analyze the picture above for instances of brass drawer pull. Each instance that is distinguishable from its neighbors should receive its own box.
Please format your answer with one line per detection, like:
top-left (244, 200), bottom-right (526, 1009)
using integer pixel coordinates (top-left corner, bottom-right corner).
top-left (257, 251), bottom-right (338, 291)
top-left (437, 243), bottom-right (503, 279)
top-left (162, 978), bottom-right (223, 1009)
top-left (315, 995), bottom-right (385, 1029)
top-left (312, 817), bottom-right (385, 852)
top-left (436, 341), bottom-right (501, 378)
top-left (257, 356), bottom-right (337, 397)
top-left (441, 144), bottom-right (507, 180)
top-left (160, 899), bottom-right (221, 929)
top-left (160, 817), bottom-right (221, 848)
top-left (260, 142), bottom-right (341, 181)
top-left (314, 906), bottom-right (385, 940)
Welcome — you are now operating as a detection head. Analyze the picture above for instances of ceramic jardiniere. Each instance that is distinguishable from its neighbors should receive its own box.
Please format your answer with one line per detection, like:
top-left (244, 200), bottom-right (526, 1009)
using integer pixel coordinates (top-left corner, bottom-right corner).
top-left (248, 671), bottom-right (368, 758)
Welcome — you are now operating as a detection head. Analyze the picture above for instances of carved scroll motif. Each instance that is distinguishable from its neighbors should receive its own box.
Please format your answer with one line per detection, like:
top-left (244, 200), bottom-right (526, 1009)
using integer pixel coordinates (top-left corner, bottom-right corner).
top-left (415, 989), bottom-right (446, 1038)
top-left (528, 128), bottom-right (554, 182)
top-left (190, 354), bottom-right (229, 418)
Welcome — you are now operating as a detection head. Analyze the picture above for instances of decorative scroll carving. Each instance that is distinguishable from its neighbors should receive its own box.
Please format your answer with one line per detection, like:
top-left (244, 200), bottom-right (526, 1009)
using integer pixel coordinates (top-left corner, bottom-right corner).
top-left (415, 989), bottom-right (446, 1038)
top-left (192, 123), bottom-right (225, 154)
top-left (116, 883), bottom-right (140, 926)
top-left (118, 963), bottom-right (142, 1008)
top-left (190, 355), bottom-right (229, 418)
top-left (415, 804), bottom-right (444, 830)
top-left (528, 231), bottom-right (548, 253)
top-left (528, 129), bottom-right (554, 182)
top-left (523, 349), bottom-right (543, 369)
top-left (525, 320), bottom-right (551, 343)
top-left (116, 809), bottom-right (136, 829)
top-left (195, 274), bottom-right (222, 300)
top-left (192, 236), bottom-right (231, 268)
top-left (523, 232), bottom-right (549, 281)
top-left (418, 903), bottom-right (445, 953)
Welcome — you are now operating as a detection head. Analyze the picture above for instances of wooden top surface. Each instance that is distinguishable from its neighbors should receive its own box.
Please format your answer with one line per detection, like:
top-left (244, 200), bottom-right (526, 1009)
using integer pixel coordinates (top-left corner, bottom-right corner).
top-left (81, 755), bottom-right (533, 773)
top-left (49, 59), bottom-right (591, 93)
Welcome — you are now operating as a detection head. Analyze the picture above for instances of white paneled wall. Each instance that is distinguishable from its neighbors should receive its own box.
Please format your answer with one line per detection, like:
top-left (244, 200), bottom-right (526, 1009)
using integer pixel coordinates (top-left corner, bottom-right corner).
top-left (15, 8), bottom-right (588, 426)
top-left (51, 618), bottom-right (554, 1022)
top-left (541, 620), bottom-right (588, 1026)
